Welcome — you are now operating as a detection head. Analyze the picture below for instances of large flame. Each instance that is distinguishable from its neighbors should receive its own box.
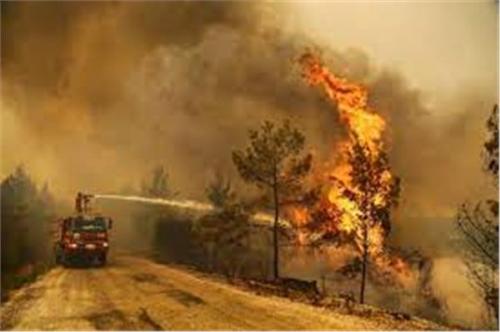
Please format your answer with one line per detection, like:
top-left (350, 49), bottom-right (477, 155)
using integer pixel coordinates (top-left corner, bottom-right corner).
top-left (297, 52), bottom-right (413, 287)
top-left (300, 53), bottom-right (386, 155)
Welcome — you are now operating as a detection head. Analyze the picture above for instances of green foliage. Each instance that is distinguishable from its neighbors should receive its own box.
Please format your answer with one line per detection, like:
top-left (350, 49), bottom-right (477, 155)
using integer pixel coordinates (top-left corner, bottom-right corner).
top-left (205, 171), bottom-right (235, 208)
top-left (1, 261), bottom-right (52, 302)
top-left (1, 166), bottom-right (55, 277)
top-left (232, 119), bottom-right (312, 279)
top-left (232, 120), bottom-right (312, 196)
top-left (133, 165), bottom-right (177, 251)
top-left (194, 175), bottom-right (249, 274)
top-left (193, 197), bottom-right (250, 277)
top-left (141, 165), bottom-right (174, 199)
top-left (194, 172), bottom-right (274, 278)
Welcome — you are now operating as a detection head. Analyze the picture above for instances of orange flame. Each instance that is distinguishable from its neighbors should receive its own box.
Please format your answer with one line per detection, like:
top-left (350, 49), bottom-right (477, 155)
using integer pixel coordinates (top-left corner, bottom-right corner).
top-left (288, 206), bottom-right (309, 245)
top-left (297, 52), bottom-right (413, 286)
top-left (300, 53), bottom-right (386, 155)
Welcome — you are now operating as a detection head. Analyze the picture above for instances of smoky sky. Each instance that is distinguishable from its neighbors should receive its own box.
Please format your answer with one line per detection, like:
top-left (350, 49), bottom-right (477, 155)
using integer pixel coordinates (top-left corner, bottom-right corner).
top-left (1, 1), bottom-right (497, 252)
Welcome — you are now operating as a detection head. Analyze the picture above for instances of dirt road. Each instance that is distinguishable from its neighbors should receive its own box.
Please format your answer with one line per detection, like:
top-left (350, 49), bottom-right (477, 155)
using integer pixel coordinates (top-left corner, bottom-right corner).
top-left (1, 256), bottom-right (442, 330)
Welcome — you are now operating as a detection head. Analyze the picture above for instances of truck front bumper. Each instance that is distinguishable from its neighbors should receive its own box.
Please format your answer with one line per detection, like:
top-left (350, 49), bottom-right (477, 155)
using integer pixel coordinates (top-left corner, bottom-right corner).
top-left (64, 243), bottom-right (108, 258)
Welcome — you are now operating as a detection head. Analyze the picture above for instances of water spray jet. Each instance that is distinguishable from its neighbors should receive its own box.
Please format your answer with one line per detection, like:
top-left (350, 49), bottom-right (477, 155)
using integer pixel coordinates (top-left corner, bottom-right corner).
top-left (92, 194), bottom-right (284, 225)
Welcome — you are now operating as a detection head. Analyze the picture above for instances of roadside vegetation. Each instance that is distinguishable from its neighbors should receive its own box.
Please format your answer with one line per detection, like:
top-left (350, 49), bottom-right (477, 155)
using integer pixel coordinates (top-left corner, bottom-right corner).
top-left (232, 120), bottom-right (313, 279)
top-left (455, 105), bottom-right (499, 328)
top-left (1, 166), bottom-right (56, 301)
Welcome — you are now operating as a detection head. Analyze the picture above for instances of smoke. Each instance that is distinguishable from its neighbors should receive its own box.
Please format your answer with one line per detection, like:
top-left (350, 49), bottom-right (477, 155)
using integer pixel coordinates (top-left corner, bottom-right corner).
top-left (1, 1), bottom-right (497, 327)
top-left (2, 2), bottom-right (335, 200)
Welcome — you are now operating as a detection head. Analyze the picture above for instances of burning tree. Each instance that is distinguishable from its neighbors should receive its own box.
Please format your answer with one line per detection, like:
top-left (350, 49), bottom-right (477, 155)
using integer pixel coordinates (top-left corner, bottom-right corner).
top-left (232, 120), bottom-right (312, 280)
top-left (336, 136), bottom-right (400, 303)
top-left (456, 105), bottom-right (498, 327)
top-left (299, 53), bottom-right (402, 304)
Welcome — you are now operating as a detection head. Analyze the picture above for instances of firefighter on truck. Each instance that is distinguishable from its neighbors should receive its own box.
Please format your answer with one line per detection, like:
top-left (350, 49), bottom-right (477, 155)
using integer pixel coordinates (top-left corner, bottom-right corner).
top-left (54, 192), bottom-right (113, 267)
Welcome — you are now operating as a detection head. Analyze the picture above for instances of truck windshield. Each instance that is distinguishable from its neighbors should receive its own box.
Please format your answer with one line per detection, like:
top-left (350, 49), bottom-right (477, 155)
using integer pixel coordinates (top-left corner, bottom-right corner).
top-left (72, 217), bottom-right (107, 232)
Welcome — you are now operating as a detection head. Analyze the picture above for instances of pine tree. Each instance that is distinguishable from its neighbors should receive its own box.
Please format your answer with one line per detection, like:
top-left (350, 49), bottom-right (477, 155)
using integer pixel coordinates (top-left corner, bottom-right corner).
top-left (232, 120), bottom-right (312, 279)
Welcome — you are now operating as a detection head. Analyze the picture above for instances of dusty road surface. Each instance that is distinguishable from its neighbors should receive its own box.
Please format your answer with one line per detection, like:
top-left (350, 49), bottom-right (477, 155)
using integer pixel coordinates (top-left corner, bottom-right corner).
top-left (1, 256), bottom-right (442, 330)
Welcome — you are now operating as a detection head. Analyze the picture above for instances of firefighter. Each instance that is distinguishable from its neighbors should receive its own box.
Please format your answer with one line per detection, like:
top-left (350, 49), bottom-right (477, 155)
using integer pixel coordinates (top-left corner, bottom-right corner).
top-left (82, 194), bottom-right (92, 213)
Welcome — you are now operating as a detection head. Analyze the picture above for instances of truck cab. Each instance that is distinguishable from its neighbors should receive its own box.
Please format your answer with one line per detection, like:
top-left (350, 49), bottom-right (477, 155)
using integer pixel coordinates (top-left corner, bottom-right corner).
top-left (54, 214), bottom-right (112, 267)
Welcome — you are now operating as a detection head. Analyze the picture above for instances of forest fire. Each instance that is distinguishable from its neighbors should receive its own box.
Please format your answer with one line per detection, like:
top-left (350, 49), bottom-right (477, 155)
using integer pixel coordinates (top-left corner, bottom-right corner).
top-left (296, 52), bottom-right (414, 288)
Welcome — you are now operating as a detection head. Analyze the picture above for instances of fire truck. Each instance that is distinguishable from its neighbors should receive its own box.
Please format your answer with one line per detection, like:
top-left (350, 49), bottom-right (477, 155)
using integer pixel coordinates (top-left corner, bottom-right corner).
top-left (54, 193), bottom-right (113, 267)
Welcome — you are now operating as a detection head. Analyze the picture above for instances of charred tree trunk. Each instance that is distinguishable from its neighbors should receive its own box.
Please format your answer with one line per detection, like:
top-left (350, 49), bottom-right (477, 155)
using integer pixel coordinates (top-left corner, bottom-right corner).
top-left (359, 220), bottom-right (368, 304)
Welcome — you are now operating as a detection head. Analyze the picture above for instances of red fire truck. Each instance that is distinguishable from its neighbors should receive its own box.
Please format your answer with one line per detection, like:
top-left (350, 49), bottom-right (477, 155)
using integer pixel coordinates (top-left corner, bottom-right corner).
top-left (54, 193), bottom-right (113, 267)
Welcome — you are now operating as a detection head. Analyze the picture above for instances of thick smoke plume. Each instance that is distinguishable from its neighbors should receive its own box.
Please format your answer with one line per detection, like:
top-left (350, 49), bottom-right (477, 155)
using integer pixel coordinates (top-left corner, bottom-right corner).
top-left (1, 2), bottom-right (497, 328)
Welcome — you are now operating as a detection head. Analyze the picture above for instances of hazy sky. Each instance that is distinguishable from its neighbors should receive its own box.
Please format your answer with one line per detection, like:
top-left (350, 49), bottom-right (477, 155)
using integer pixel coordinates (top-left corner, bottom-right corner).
top-left (286, 1), bottom-right (497, 103)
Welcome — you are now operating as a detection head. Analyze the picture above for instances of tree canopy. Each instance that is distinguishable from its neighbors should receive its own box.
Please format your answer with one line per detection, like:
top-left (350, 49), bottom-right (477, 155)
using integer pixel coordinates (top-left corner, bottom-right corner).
top-left (232, 119), bottom-right (312, 279)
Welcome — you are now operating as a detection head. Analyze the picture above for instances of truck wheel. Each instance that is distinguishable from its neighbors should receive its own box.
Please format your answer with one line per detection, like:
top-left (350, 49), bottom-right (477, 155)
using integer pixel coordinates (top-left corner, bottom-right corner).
top-left (99, 254), bottom-right (107, 267)
top-left (54, 245), bottom-right (63, 265)
top-left (61, 254), bottom-right (71, 268)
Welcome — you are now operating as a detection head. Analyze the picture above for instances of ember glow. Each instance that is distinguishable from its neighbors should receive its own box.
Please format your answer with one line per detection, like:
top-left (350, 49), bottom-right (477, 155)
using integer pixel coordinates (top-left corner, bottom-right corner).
top-left (298, 53), bottom-right (413, 286)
